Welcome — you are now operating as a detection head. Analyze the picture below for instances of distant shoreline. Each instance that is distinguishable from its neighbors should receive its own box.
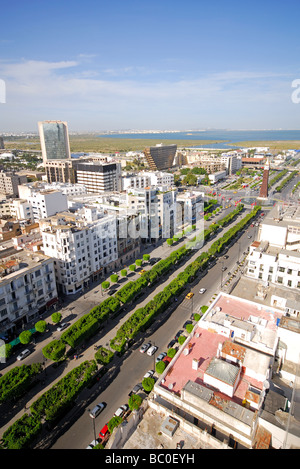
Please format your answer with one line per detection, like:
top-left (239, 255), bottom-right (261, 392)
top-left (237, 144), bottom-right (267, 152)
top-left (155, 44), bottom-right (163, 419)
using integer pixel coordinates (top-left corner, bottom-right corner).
top-left (3, 135), bottom-right (300, 153)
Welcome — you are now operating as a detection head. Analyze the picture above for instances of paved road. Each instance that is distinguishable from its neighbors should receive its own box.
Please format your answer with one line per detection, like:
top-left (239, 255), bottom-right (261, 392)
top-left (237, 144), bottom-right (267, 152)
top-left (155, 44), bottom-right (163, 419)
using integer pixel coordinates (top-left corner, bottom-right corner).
top-left (0, 202), bottom-right (257, 447)
top-left (50, 212), bottom-right (258, 449)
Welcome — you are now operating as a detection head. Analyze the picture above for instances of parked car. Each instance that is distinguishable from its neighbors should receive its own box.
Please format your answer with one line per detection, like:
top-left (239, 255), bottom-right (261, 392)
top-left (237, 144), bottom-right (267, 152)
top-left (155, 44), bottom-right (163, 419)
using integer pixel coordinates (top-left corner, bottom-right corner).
top-left (86, 439), bottom-right (100, 449)
top-left (143, 370), bottom-right (155, 379)
top-left (114, 404), bottom-right (129, 418)
top-left (89, 402), bottom-right (105, 418)
top-left (140, 342), bottom-right (151, 353)
top-left (99, 424), bottom-right (109, 441)
top-left (167, 339), bottom-right (176, 348)
top-left (199, 288), bottom-right (206, 294)
top-left (128, 383), bottom-right (143, 396)
top-left (147, 345), bottom-right (158, 356)
top-left (56, 322), bottom-right (69, 332)
top-left (156, 352), bottom-right (167, 363)
top-left (17, 349), bottom-right (31, 361)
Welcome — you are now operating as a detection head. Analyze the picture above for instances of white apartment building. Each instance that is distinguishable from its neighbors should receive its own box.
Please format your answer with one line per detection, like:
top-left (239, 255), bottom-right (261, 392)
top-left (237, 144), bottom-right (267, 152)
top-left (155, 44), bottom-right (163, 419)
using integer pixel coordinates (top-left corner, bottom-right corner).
top-left (122, 174), bottom-right (151, 191)
top-left (126, 186), bottom-right (177, 240)
top-left (258, 204), bottom-right (300, 251)
top-left (0, 251), bottom-right (57, 336)
top-left (43, 182), bottom-right (87, 197)
top-left (28, 190), bottom-right (68, 221)
top-left (40, 210), bottom-right (118, 295)
top-left (122, 171), bottom-right (174, 191)
top-left (246, 240), bottom-right (300, 290)
top-left (176, 190), bottom-right (204, 231)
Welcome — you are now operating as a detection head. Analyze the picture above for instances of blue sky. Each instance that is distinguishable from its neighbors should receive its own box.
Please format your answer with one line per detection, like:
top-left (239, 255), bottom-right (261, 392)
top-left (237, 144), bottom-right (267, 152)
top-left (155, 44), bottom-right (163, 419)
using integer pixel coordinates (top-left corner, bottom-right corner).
top-left (0, 0), bottom-right (300, 132)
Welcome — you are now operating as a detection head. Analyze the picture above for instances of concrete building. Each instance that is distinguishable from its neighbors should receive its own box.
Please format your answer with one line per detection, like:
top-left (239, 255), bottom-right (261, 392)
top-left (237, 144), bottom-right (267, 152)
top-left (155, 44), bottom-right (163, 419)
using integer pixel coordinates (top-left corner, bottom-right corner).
top-left (126, 187), bottom-right (177, 241)
top-left (208, 170), bottom-right (227, 184)
top-left (73, 161), bottom-right (122, 193)
top-left (28, 190), bottom-right (68, 222)
top-left (0, 171), bottom-right (27, 197)
top-left (44, 159), bottom-right (76, 184)
top-left (0, 251), bottom-right (57, 336)
top-left (40, 210), bottom-right (118, 295)
top-left (38, 120), bottom-right (71, 164)
top-left (149, 292), bottom-right (300, 449)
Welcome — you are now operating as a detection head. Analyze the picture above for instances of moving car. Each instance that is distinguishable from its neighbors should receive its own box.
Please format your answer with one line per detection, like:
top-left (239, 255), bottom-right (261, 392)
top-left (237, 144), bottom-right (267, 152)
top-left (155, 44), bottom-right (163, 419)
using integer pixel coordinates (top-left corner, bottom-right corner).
top-left (89, 402), bottom-right (105, 418)
top-left (139, 269), bottom-right (147, 275)
top-left (114, 404), bottom-right (129, 418)
top-left (17, 349), bottom-right (31, 361)
top-left (156, 352), bottom-right (167, 363)
top-left (147, 345), bottom-right (158, 356)
top-left (199, 288), bottom-right (206, 294)
top-left (186, 292), bottom-right (194, 299)
top-left (221, 266), bottom-right (227, 272)
top-left (140, 342), bottom-right (151, 353)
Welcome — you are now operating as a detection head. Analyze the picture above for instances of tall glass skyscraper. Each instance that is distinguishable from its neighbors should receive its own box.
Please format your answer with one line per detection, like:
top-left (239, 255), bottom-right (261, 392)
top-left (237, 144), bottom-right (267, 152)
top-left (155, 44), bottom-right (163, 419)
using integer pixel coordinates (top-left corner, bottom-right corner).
top-left (38, 120), bottom-right (71, 164)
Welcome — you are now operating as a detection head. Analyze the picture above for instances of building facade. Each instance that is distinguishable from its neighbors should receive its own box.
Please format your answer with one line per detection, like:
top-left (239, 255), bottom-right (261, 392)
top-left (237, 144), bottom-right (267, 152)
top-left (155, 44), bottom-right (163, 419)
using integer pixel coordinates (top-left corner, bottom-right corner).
top-left (0, 251), bottom-right (57, 336)
top-left (40, 211), bottom-right (118, 294)
top-left (144, 144), bottom-right (177, 171)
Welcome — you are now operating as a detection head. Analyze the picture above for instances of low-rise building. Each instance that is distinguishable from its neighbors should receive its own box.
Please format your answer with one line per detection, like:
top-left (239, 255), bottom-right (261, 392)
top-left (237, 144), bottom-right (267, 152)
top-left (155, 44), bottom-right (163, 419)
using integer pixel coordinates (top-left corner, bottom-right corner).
top-left (149, 292), bottom-right (300, 449)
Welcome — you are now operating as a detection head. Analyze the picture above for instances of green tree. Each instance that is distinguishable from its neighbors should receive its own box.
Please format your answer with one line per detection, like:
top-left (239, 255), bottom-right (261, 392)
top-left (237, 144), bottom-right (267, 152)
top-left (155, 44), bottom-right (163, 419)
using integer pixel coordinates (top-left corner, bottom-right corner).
top-left (128, 393), bottom-right (142, 411)
top-left (110, 274), bottom-right (119, 283)
top-left (19, 330), bottom-right (32, 345)
top-left (143, 254), bottom-right (150, 262)
top-left (142, 377), bottom-right (155, 392)
top-left (135, 259), bottom-right (142, 267)
top-left (129, 264), bottom-right (136, 272)
top-left (156, 360), bottom-right (166, 374)
top-left (121, 269), bottom-right (127, 277)
top-left (35, 320), bottom-right (47, 333)
top-left (102, 281), bottom-right (110, 290)
top-left (51, 312), bottom-right (62, 324)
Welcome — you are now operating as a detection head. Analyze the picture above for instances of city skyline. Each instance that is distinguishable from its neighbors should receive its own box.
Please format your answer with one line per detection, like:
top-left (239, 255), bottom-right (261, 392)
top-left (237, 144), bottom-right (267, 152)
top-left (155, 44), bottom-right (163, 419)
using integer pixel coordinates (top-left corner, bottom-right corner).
top-left (0, 0), bottom-right (300, 132)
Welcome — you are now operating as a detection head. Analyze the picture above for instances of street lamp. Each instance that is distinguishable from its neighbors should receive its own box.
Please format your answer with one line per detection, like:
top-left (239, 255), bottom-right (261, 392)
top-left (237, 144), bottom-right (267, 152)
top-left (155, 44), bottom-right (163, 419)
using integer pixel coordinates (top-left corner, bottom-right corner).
top-left (87, 409), bottom-right (97, 443)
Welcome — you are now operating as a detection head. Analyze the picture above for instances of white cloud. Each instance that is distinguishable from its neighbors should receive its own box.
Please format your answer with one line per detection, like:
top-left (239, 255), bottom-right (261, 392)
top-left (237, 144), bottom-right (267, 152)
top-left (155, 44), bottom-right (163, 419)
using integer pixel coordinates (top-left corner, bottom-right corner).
top-left (0, 58), bottom-right (297, 131)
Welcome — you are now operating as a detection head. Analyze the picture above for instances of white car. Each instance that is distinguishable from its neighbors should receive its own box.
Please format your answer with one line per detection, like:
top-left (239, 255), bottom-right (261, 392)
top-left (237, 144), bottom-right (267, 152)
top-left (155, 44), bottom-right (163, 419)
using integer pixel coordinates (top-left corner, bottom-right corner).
top-left (199, 288), bottom-right (206, 294)
top-left (140, 342), bottom-right (151, 353)
top-left (57, 322), bottom-right (69, 332)
top-left (86, 439), bottom-right (99, 449)
top-left (114, 404), bottom-right (128, 418)
top-left (89, 402), bottom-right (105, 418)
top-left (17, 349), bottom-right (31, 361)
top-left (147, 345), bottom-right (158, 356)
top-left (143, 370), bottom-right (155, 379)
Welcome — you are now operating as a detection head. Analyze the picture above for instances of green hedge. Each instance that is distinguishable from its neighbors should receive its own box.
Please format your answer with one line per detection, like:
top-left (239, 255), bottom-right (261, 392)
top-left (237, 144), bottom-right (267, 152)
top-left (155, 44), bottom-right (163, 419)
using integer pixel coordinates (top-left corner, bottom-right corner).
top-left (0, 363), bottom-right (42, 403)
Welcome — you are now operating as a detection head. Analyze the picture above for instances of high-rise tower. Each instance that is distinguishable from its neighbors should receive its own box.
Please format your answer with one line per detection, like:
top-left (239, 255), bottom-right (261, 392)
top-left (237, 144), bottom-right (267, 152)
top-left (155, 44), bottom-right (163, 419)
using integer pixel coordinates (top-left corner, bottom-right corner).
top-left (38, 120), bottom-right (71, 164)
